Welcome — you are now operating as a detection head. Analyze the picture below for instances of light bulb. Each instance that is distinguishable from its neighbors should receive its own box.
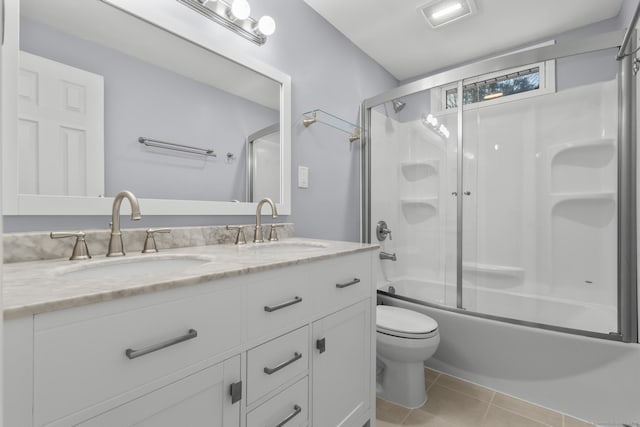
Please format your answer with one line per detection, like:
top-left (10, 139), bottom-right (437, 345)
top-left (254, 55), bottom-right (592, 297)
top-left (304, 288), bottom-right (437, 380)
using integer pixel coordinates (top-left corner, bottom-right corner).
top-left (230, 0), bottom-right (250, 20)
top-left (431, 2), bottom-right (462, 19)
top-left (257, 15), bottom-right (276, 36)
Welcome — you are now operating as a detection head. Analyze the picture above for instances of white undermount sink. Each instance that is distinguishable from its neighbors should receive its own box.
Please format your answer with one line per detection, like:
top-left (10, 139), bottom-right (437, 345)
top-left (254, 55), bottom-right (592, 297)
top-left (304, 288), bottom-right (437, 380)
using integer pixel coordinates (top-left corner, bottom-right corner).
top-left (54, 254), bottom-right (214, 279)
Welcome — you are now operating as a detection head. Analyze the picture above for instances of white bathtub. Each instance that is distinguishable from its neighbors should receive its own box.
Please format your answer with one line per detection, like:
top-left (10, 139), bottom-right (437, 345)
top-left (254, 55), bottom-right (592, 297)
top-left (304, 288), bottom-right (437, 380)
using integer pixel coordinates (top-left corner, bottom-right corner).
top-left (377, 280), bottom-right (640, 424)
top-left (379, 278), bottom-right (617, 334)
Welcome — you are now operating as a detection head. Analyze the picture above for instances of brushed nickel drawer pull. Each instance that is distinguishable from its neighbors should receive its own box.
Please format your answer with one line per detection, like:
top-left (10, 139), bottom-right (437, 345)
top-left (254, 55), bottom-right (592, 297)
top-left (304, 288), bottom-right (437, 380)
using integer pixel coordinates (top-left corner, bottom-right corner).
top-left (336, 278), bottom-right (361, 289)
top-left (275, 405), bottom-right (302, 427)
top-left (264, 296), bottom-right (302, 312)
top-left (263, 352), bottom-right (302, 375)
top-left (125, 329), bottom-right (198, 360)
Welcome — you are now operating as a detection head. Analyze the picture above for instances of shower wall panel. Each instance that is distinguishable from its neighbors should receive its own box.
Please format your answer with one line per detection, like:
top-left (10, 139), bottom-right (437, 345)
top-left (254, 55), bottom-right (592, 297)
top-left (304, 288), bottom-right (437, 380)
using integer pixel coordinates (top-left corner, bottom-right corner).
top-left (462, 78), bottom-right (618, 332)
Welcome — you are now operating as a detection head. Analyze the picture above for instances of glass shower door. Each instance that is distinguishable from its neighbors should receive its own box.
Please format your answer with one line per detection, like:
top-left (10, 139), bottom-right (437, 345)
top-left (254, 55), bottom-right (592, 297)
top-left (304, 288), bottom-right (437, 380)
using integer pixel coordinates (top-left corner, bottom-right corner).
top-left (459, 49), bottom-right (619, 334)
top-left (369, 87), bottom-right (459, 308)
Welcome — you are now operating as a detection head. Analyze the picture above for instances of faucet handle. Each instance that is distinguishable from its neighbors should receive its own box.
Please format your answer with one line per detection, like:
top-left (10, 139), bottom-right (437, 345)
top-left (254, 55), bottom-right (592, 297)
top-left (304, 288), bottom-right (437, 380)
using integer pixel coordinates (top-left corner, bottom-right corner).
top-left (142, 228), bottom-right (171, 253)
top-left (376, 220), bottom-right (392, 241)
top-left (226, 225), bottom-right (247, 245)
top-left (50, 232), bottom-right (91, 261)
top-left (268, 224), bottom-right (285, 242)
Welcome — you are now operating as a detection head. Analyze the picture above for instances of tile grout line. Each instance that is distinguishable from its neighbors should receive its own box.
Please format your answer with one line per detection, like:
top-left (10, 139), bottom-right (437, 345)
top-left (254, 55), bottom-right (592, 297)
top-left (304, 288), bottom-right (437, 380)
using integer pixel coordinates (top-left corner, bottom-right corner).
top-left (481, 390), bottom-right (496, 422)
top-left (490, 402), bottom-right (556, 427)
top-left (398, 408), bottom-right (412, 426)
top-left (434, 381), bottom-right (494, 403)
top-left (426, 372), bottom-right (441, 392)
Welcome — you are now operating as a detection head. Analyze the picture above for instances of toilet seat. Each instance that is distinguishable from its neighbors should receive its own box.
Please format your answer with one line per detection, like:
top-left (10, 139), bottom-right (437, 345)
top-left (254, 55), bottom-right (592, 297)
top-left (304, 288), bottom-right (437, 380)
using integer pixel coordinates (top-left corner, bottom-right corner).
top-left (377, 306), bottom-right (438, 339)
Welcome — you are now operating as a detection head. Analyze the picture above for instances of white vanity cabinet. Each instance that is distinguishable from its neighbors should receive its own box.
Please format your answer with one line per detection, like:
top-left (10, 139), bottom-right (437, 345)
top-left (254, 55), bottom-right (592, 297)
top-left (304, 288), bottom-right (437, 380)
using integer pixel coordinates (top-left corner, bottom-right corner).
top-left (3, 249), bottom-right (376, 427)
top-left (33, 281), bottom-right (244, 426)
top-left (76, 356), bottom-right (241, 427)
top-left (312, 300), bottom-right (371, 427)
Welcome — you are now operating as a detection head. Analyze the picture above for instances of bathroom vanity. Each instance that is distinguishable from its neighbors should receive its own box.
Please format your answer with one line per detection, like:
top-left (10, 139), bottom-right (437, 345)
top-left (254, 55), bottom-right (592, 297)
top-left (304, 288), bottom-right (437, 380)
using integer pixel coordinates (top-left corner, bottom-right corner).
top-left (3, 238), bottom-right (377, 427)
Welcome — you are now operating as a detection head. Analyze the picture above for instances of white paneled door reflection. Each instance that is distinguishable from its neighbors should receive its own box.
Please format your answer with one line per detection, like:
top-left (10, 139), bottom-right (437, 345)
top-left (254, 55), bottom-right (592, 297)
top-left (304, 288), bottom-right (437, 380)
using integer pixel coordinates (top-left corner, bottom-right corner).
top-left (18, 51), bottom-right (104, 197)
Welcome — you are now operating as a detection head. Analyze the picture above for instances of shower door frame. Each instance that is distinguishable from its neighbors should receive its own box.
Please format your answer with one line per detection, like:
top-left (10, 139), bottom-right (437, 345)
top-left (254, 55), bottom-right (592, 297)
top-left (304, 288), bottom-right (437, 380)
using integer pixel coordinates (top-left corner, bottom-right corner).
top-left (361, 29), bottom-right (638, 343)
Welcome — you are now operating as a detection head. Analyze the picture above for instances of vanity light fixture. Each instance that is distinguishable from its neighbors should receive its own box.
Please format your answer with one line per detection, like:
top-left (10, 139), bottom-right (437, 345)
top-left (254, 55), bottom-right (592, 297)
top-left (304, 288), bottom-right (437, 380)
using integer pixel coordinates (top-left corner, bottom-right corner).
top-left (418, 0), bottom-right (477, 28)
top-left (177, 0), bottom-right (276, 45)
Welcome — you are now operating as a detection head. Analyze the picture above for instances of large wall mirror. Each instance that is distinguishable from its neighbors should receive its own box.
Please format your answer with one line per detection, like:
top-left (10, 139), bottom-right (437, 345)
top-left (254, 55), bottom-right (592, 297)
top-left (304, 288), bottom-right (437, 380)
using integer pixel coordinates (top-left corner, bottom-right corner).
top-left (3, 0), bottom-right (291, 215)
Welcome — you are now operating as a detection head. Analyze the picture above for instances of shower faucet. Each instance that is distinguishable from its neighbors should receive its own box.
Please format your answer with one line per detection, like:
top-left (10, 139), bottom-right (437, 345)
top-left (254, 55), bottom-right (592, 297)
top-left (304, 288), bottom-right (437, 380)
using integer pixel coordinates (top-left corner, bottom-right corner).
top-left (376, 220), bottom-right (392, 241)
top-left (380, 251), bottom-right (397, 261)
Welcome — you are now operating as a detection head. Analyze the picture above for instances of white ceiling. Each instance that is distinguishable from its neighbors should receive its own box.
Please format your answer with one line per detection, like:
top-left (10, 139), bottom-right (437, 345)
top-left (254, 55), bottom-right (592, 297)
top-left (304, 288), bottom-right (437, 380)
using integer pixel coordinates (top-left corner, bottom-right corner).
top-left (303, 0), bottom-right (624, 81)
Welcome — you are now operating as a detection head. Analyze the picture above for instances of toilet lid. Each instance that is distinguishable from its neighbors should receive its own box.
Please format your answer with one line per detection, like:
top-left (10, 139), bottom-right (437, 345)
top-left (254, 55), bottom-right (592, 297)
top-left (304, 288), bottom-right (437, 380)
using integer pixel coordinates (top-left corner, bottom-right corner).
top-left (376, 305), bottom-right (438, 336)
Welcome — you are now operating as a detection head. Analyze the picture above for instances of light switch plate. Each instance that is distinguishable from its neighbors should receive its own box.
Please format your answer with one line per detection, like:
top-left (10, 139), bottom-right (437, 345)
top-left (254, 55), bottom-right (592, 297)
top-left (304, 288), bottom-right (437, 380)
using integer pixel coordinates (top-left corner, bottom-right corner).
top-left (298, 166), bottom-right (309, 188)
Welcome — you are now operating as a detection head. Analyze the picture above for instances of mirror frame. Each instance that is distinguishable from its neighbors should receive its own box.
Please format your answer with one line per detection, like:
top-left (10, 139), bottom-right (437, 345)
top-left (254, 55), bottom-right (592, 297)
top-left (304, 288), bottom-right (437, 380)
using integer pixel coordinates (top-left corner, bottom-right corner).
top-left (2, 0), bottom-right (291, 215)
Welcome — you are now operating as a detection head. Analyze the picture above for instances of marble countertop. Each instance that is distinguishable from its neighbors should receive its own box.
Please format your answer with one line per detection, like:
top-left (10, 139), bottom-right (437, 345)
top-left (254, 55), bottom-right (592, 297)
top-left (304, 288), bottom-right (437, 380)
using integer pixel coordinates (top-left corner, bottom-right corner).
top-left (3, 238), bottom-right (378, 320)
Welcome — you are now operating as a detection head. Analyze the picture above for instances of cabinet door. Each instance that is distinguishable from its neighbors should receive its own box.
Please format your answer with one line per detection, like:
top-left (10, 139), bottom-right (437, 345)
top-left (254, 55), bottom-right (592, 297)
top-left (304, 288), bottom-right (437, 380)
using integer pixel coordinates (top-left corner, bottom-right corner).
top-left (312, 300), bottom-right (371, 427)
top-left (76, 356), bottom-right (241, 427)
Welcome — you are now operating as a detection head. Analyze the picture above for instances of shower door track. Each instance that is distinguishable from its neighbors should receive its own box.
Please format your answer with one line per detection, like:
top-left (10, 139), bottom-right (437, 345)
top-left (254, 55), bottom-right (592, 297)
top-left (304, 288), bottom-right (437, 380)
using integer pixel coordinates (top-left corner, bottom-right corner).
top-left (361, 29), bottom-right (638, 343)
top-left (377, 289), bottom-right (623, 342)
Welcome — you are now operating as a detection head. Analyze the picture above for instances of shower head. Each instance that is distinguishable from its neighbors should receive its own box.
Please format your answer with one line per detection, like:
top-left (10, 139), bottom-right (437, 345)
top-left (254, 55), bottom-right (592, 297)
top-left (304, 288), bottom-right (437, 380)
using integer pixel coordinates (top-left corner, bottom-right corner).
top-left (392, 99), bottom-right (406, 113)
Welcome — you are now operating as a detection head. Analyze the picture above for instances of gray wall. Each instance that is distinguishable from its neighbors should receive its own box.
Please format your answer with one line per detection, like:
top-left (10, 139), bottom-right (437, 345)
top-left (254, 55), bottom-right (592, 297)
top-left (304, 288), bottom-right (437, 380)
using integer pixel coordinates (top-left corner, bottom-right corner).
top-left (4, 0), bottom-right (398, 240)
top-left (21, 18), bottom-right (279, 203)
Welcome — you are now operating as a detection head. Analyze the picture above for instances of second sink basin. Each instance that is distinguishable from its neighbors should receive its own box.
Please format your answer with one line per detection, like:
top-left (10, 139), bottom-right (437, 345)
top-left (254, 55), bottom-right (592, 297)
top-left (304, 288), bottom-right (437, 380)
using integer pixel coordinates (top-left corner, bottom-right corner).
top-left (55, 254), bottom-right (214, 280)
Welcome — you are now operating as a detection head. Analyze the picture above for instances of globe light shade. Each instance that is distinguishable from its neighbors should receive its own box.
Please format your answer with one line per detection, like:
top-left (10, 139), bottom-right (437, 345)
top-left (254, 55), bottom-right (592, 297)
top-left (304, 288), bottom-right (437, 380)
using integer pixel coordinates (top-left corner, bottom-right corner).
top-left (230, 0), bottom-right (250, 20)
top-left (257, 15), bottom-right (276, 36)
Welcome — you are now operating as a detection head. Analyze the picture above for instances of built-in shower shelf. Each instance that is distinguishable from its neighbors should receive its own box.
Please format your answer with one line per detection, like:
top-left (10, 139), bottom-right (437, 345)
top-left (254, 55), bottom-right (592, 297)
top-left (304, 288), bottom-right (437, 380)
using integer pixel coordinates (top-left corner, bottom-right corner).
top-left (462, 262), bottom-right (524, 277)
top-left (400, 160), bottom-right (438, 171)
top-left (302, 109), bottom-right (362, 142)
top-left (548, 138), bottom-right (615, 161)
top-left (400, 197), bottom-right (438, 209)
top-left (400, 160), bottom-right (439, 181)
top-left (550, 191), bottom-right (616, 208)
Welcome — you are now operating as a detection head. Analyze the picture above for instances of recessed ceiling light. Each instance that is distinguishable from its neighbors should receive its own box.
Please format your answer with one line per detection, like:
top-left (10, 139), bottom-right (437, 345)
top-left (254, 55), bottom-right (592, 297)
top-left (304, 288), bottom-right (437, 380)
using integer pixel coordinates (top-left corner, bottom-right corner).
top-left (431, 2), bottom-right (462, 19)
top-left (418, 0), bottom-right (477, 28)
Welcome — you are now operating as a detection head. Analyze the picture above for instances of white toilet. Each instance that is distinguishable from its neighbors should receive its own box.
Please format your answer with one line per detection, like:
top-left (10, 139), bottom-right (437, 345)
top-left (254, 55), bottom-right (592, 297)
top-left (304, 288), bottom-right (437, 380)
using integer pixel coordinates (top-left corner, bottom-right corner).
top-left (376, 305), bottom-right (440, 408)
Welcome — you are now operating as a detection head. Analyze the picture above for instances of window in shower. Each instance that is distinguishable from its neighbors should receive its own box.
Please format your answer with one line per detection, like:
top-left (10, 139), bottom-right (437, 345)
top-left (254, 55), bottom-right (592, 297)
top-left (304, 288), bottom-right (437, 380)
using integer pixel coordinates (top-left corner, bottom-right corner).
top-left (444, 61), bottom-right (553, 110)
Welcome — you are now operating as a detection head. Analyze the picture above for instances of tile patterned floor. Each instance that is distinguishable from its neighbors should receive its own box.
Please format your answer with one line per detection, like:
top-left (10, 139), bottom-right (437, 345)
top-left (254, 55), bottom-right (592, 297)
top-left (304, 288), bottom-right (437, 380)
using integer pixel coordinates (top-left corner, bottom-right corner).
top-left (376, 368), bottom-right (595, 427)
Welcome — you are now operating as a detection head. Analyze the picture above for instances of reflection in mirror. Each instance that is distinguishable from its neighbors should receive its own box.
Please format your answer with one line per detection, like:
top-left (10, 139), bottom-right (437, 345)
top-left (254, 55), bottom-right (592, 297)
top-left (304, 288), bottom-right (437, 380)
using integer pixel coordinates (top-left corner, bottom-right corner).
top-left (17, 0), bottom-right (283, 205)
top-left (246, 124), bottom-right (280, 202)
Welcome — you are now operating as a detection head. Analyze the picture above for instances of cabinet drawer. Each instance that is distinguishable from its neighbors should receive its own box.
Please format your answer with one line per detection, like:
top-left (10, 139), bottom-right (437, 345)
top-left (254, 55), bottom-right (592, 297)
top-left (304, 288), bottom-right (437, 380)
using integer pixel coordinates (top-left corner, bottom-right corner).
top-left (33, 284), bottom-right (242, 426)
top-left (247, 377), bottom-right (308, 427)
top-left (247, 266), bottom-right (312, 341)
top-left (247, 326), bottom-right (308, 404)
top-left (312, 252), bottom-right (371, 315)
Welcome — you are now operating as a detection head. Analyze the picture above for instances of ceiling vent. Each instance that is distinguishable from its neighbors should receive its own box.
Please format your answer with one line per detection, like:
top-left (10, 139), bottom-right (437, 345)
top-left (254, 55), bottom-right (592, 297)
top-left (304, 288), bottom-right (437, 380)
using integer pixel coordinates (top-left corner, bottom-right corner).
top-left (418, 0), bottom-right (477, 28)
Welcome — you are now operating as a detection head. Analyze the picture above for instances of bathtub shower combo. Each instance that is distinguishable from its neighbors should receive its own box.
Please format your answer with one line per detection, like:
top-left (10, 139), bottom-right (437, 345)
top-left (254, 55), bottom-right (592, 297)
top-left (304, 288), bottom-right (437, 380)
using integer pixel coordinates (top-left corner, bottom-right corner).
top-left (362, 30), bottom-right (639, 421)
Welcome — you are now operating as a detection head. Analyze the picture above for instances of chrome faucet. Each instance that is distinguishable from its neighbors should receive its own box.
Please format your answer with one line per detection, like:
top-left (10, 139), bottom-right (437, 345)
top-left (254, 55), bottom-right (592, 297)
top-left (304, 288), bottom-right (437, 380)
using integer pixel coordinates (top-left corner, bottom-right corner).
top-left (254, 198), bottom-right (278, 243)
top-left (107, 191), bottom-right (142, 257)
top-left (380, 251), bottom-right (397, 261)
